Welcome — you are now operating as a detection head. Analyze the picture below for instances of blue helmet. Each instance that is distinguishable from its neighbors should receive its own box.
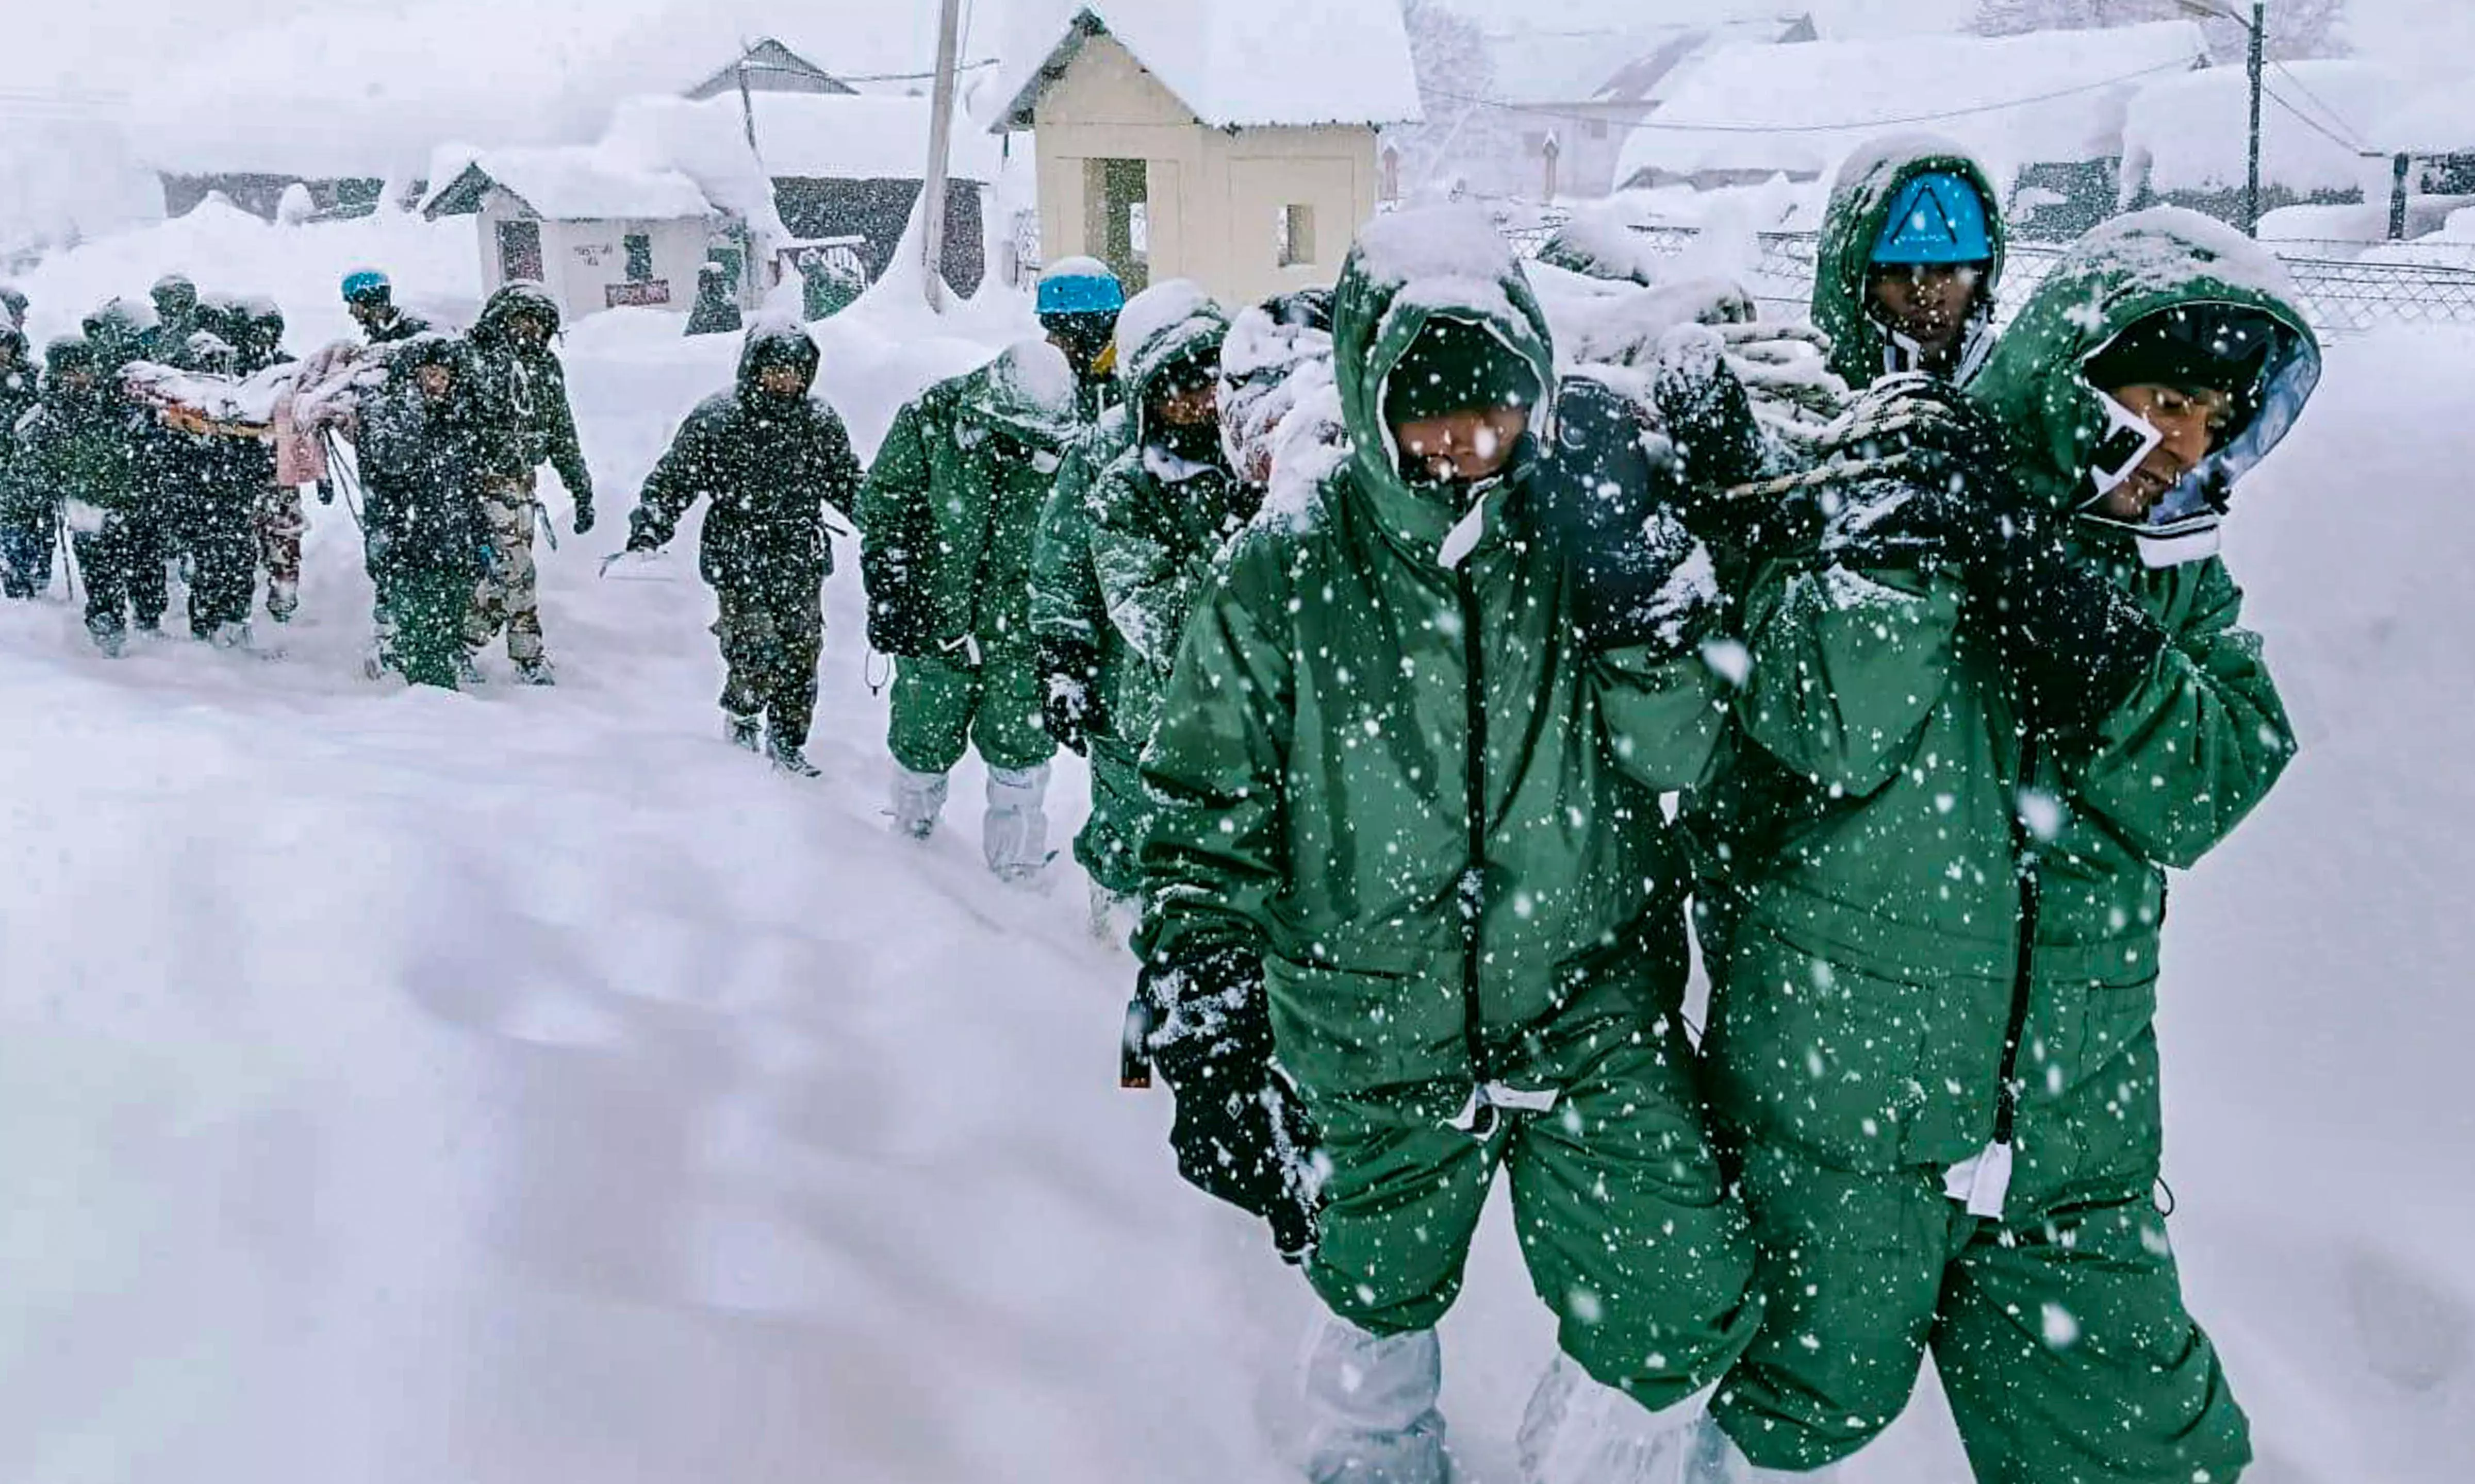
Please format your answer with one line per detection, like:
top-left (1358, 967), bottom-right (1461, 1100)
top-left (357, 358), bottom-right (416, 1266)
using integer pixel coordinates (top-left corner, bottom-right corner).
top-left (1871, 173), bottom-right (1993, 266)
top-left (341, 269), bottom-right (392, 306)
top-left (1036, 260), bottom-right (1125, 318)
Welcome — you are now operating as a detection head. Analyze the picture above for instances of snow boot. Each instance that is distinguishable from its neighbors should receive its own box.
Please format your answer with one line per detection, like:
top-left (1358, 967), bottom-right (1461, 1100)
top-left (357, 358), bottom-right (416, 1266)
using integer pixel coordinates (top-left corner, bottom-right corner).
top-left (88, 618), bottom-right (126, 658)
top-left (1517, 1353), bottom-right (1723, 1484)
top-left (727, 712), bottom-right (763, 753)
top-left (984, 763), bottom-right (1053, 882)
top-left (891, 765), bottom-right (950, 840)
top-left (768, 727), bottom-right (821, 778)
top-left (267, 592), bottom-right (297, 624)
top-left (1300, 1316), bottom-right (1449, 1484)
top-left (210, 619), bottom-right (253, 651)
top-left (1088, 880), bottom-right (1141, 944)
top-left (454, 650), bottom-right (487, 687)
top-left (513, 656), bottom-right (556, 687)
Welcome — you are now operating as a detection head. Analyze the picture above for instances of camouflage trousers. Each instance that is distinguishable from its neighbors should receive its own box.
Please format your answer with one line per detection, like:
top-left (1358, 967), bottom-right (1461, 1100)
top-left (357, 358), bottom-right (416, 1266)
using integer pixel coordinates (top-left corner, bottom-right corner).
top-left (255, 482), bottom-right (305, 619)
top-left (464, 473), bottom-right (544, 663)
top-left (715, 577), bottom-right (825, 751)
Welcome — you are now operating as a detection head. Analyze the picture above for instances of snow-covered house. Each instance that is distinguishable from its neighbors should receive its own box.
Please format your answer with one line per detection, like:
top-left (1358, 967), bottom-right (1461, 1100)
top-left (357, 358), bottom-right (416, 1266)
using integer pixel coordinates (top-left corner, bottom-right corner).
top-left (606, 93), bottom-right (1000, 295)
top-left (988, 0), bottom-right (1421, 306)
top-left (682, 38), bottom-right (860, 102)
top-left (1449, 14), bottom-right (1817, 204)
top-left (1614, 21), bottom-right (2209, 239)
top-left (2121, 61), bottom-right (2388, 231)
top-left (420, 149), bottom-right (722, 319)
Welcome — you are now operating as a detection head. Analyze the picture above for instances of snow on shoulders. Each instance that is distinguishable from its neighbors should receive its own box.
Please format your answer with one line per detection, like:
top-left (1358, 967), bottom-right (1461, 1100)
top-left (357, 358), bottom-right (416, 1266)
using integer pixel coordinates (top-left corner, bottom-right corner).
top-left (993, 338), bottom-right (1077, 418)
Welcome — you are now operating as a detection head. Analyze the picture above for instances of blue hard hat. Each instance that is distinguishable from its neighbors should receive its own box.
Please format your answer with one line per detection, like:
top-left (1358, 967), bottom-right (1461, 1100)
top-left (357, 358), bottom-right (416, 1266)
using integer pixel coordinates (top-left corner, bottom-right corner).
top-left (1037, 266), bottom-right (1125, 317)
top-left (341, 269), bottom-right (392, 304)
top-left (1871, 173), bottom-right (1993, 266)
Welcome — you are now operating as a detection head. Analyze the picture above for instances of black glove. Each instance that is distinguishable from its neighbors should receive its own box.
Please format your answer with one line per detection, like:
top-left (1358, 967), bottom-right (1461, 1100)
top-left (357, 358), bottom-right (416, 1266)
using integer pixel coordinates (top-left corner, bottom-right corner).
top-left (572, 491), bottom-right (596, 537)
top-left (1822, 382), bottom-right (2168, 739)
top-left (1038, 634), bottom-right (1106, 755)
top-left (316, 479), bottom-right (335, 506)
top-left (1654, 325), bottom-right (1769, 495)
top-left (1525, 377), bottom-right (1725, 656)
top-left (1142, 944), bottom-right (1321, 1262)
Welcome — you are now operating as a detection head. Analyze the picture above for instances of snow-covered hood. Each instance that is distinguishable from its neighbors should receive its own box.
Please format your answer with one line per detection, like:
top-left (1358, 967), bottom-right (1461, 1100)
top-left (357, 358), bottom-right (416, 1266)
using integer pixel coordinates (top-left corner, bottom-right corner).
top-left (1965, 207), bottom-right (2321, 522)
top-left (1330, 204), bottom-right (1557, 553)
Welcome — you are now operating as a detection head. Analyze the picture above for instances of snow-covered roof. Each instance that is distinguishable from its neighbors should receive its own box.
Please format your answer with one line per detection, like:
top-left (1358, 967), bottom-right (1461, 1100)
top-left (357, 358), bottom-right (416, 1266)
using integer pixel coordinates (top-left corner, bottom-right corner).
top-left (607, 94), bottom-right (1003, 190)
top-left (423, 149), bottom-right (715, 223)
top-left (988, 1), bottom-right (1421, 132)
top-left (1486, 16), bottom-right (1810, 109)
top-left (124, 0), bottom-right (966, 179)
top-left (2375, 69), bottom-right (2475, 157)
top-left (1615, 20), bottom-right (2208, 186)
top-left (2125, 60), bottom-right (2387, 200)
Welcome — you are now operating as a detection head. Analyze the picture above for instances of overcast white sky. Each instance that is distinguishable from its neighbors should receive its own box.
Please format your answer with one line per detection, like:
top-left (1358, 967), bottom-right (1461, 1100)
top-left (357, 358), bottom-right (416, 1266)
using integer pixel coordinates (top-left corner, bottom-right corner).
top-left (4, 0), bottom-right (2469, 97)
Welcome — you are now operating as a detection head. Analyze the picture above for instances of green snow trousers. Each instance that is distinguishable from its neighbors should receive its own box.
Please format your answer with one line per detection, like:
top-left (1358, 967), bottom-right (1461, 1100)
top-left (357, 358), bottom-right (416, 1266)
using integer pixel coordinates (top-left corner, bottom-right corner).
top-left (382, 561), bottom-right (479, 691)
top-left (1075, 733), bottom-right (1149, 897)
top-left (888, 647), bottom-right (1056, 776)
top-left (1709, 1140), bottom-right (2253, 1481)
top-left (1306, 1020), bottom-right (1760, 1411)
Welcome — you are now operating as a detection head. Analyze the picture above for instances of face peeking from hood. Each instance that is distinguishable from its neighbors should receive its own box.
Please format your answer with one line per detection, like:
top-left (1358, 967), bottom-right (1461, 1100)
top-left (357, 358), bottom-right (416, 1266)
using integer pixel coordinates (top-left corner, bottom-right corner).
top-left (737, 322), bottom-right (820, 409)
top-left (1115, 281), bottom-right (1232, 471)
top-left (1814, 139), bottom-right (2006, 388)
top-left (1331, 206), bottom-right (1558, 512)
top-left (1965, 207), bottom-right (2320, 565)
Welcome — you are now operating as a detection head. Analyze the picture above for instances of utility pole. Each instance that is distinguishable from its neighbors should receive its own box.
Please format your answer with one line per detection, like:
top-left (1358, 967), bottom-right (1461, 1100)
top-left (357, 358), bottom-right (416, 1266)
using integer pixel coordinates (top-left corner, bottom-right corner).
top-left (921, 0), bottom-right (965, 311)
top-left (2244, 0), bottom-right (2266, 237)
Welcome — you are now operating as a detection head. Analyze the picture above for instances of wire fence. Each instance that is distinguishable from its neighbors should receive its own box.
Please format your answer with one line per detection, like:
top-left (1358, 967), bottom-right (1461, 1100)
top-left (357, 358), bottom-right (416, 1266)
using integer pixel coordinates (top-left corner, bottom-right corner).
top-left (1504, 218), bottom-right (2475, 334)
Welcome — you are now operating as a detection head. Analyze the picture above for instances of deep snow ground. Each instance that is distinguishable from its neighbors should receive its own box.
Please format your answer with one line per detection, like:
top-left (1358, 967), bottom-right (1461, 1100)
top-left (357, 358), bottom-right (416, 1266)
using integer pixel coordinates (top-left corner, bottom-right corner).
top-left (0, 211), bottom-right (2469, 1479)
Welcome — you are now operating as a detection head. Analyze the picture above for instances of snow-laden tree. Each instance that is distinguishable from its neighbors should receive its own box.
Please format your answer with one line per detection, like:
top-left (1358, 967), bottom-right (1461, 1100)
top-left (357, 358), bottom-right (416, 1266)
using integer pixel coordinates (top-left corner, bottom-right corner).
top-left (1972, 0), bottom-right (2348, 62)
top-left (1383, 0), bottom-right (1520, 199)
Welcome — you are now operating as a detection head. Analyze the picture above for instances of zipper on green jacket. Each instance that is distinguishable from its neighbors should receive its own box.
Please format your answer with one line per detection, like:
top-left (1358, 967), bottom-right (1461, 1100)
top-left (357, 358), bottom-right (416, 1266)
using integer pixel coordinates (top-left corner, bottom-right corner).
top-left (1455, 566), bottom-right (1494, 1108)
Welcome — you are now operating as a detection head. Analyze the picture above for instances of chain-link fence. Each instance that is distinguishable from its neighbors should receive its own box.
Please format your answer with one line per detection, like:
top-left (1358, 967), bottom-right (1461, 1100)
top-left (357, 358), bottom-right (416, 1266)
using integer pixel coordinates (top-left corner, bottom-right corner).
top-left (1504, 215), bottom-right (2475, 334)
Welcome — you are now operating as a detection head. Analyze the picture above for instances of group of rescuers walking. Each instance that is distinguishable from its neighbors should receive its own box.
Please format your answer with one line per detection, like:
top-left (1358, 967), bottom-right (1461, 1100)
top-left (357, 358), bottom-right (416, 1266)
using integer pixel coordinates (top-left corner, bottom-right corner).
top-left (8, 129), bottom-right (2319, 1481)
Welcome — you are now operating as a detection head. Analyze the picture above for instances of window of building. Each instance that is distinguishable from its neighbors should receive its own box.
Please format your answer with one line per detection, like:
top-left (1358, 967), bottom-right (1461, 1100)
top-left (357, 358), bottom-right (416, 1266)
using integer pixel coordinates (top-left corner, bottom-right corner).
top-left (1277, 204), bottom-right (1317, 269)
top-left (624, 233), bottom-right (654, 282)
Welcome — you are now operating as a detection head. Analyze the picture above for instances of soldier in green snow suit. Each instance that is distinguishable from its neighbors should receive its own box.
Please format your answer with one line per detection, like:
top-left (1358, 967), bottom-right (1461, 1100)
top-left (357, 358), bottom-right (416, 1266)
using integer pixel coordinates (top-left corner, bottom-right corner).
top-left (1136, 207), bottom-right (1758, 1484)
top-left (1811, 137), bottom-right (2007, 389)
top-left (860, 339), bottom-right (1079, 878)
top-left (1698, 210), bottom-right (2319, 1481)
top-left (1030, 284), bottom-right (1244, 920)
top-left (1029, 399), bottom-right (1138, 903)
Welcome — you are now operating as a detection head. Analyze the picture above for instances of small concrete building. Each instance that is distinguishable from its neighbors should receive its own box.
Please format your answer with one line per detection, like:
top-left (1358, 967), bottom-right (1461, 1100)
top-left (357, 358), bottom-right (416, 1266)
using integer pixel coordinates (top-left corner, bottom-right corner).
top-left (989, 0), bottom-right (1421, 305)
top-left (421, 149), bottom-right (724, 319)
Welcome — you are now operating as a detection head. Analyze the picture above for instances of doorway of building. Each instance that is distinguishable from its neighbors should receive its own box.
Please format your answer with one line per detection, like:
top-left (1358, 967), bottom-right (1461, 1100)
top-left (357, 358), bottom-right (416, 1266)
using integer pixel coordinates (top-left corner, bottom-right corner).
top-left (498, 219), bottom-right (544, 282)
top-left (1082, 158), bottom-right (1150, 293)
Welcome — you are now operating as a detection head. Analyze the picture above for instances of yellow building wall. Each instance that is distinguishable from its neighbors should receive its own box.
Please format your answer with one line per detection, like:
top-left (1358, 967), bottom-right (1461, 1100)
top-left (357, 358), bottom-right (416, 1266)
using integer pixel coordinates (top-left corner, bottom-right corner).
top-left (1029, 34), bottom-right (1383, 307)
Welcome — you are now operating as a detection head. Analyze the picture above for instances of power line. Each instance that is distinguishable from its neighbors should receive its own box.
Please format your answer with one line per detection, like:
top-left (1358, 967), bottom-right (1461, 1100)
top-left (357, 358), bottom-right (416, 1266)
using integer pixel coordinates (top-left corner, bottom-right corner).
top-left (1421, 57), bottom-right (2198, 137)
top-left (2269, 60), bottom-right (2374, 154)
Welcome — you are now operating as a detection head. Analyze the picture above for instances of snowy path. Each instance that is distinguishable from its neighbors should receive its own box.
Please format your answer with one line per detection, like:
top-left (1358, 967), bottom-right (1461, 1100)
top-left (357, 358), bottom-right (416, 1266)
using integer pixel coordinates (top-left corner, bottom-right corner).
top-left (0, 320), bottom-right (2468, 1482)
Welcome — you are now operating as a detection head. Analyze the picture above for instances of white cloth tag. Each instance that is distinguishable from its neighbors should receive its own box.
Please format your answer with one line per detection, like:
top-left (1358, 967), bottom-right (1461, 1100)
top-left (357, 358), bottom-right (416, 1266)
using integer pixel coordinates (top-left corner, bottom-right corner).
top-left (1438, 499), bottom-right (1489, 572)
top-left (1945, 1138), bottom-right (2014, 1220)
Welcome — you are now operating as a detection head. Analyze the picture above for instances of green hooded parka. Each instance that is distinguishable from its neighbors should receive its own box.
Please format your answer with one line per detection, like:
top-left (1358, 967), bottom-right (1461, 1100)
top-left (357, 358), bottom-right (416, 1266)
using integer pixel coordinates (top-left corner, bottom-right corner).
top-left (1703, 209), bottom-right (2315, 1480)
top-left (1135, 212), bottom-right (1756, 1403)
top-left (861, 342), bottom-right (1080, 777)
